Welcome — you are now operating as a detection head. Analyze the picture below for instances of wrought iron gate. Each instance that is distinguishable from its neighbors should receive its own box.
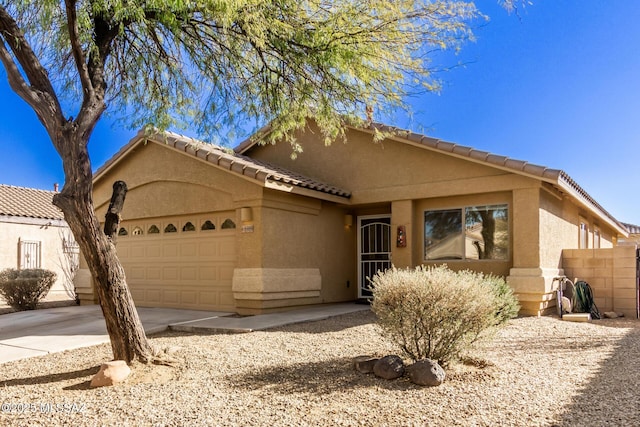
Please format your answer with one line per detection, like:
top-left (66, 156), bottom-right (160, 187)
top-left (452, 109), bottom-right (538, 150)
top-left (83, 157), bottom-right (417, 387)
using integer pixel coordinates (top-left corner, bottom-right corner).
top-left (358, 215), bottom-right (391, 298)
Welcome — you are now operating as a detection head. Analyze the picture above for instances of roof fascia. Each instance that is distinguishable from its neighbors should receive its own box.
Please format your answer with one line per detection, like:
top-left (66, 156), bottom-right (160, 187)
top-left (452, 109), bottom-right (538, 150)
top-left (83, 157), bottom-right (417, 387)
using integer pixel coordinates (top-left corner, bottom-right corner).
top-left (350, 125), bottom-right (628, 236)
top-left (264, 180), bottom-right (351, 204)
top-left (93, 130), bottom-right (350, 203)
top-left (0, 215), bottom-right (68, 227)
top-left (234, 124), bottom-right (273, 154)
top-left (555, 176), bottom-right (629, 237)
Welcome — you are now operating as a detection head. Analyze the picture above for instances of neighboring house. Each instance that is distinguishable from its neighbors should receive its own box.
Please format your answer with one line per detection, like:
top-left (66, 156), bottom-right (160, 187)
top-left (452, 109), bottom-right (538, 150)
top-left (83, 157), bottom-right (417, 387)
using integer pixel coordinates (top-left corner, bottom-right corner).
top-left (0, 185), bottom-right (79, 303)
top-left (618, 223), bottom-right (640, 246)
top-left (82, 121), bottom-right (630, 316)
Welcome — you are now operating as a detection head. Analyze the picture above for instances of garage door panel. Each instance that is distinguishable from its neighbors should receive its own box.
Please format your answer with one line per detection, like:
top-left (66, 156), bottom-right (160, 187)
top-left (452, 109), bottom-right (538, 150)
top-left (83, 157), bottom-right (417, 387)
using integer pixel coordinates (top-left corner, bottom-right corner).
top-left (131, 245), bottom-right (145, 258)
top-left (198, 292), bottom-right (217, 305)
top-left (163, 290), bottom-right (180, 304)
top-left (162, 267), bottom-right (179, 280)
top-left (219, 266), bottom-right (235, 281)
top-left (146, 245), bottom-right (162, 258)
top-left (117, 245), bottom-right (130, 258)
top-left (163, 244), bottom-right (179, 258)
top-left (146, 289), bottom-right (162, 303)
top-left (218, 239), bottom-right (235, 258)
top-left (181, 267), bottom-right (197, 281)
top-left (130, 289), bottom-right (145, 301)
top-left (182, 291), bottom-right (198, 304)
top-left (219, 291), bottom-right (235, 306)
top-left (146, 268), bottom-right (162, 280)
top-left (117, 214), bottom-right (237, 311)
top-left (129, 267), bottom-right (146, 280)
top-left (200, 266), bottom-right (217, 281)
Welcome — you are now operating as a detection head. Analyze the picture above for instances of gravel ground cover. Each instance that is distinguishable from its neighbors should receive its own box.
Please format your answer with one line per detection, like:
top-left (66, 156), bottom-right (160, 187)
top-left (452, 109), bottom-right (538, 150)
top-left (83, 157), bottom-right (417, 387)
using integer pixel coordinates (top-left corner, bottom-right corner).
top-left (1, 310), bottom-right (639, 426)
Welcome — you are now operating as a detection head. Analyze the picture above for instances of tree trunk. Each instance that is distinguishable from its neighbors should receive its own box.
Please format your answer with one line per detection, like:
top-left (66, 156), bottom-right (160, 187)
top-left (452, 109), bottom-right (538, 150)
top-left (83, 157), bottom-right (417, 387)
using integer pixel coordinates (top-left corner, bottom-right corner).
top-left (104, 180), bottom-right (128, 242)
top-left (52, 128), bottom-right (155, 364)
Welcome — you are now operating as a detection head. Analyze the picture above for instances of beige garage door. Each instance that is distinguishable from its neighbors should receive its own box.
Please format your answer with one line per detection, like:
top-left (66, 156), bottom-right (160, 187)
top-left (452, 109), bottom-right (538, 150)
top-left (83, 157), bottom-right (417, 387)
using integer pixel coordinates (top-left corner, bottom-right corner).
top-left (115, 213), bottom-right (237, 311)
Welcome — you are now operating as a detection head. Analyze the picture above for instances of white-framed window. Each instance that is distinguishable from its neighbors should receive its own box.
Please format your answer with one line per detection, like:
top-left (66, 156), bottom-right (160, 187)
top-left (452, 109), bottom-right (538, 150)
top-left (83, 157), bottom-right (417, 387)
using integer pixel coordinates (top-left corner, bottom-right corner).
top-left (19, 239), bottom-right (42, 269)
top-left (579, 219), bottom-right (589, 249)
top-left (424, 204), bottom-right (509, 261)
top-left (593, 227), bottom-right (601, 249)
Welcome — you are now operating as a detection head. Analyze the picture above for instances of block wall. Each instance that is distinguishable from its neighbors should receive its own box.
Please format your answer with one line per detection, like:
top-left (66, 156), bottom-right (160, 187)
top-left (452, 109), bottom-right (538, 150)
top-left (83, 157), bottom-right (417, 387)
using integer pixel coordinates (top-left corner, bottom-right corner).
top-left (562, 246), bottom-right (637, 318)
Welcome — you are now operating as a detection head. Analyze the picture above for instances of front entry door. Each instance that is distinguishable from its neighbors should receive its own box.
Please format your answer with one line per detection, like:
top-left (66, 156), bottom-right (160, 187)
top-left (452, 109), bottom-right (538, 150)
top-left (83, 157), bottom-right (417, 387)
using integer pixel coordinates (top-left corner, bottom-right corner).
top-left (358, 215), bottom-right (392, 298)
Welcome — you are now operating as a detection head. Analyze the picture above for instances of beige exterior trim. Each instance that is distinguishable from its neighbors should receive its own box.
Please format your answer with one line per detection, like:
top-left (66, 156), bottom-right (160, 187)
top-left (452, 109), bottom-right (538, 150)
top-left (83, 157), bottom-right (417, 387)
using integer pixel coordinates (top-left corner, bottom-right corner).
top-left (232, 268), bottom-right (322, 314)
top-left (507, 267), bottom-right (564, 316)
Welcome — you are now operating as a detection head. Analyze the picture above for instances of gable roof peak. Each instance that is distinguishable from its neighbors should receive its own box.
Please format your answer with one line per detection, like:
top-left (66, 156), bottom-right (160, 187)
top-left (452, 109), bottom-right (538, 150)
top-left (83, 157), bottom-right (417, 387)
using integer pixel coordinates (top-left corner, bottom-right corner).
top-left (94, 129), bottom-right (351, 202)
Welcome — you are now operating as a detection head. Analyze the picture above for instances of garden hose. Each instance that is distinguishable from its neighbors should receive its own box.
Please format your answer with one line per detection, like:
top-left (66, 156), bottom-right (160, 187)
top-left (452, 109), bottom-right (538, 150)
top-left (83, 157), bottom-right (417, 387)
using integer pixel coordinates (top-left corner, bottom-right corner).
top-left (572, 281), bottom-right (601, 320)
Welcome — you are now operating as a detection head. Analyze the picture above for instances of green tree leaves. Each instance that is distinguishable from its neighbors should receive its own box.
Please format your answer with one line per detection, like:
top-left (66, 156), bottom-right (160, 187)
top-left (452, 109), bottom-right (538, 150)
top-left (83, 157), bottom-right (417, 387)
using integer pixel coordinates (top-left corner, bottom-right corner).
top-left (2, 0), bottom-right (482, 150)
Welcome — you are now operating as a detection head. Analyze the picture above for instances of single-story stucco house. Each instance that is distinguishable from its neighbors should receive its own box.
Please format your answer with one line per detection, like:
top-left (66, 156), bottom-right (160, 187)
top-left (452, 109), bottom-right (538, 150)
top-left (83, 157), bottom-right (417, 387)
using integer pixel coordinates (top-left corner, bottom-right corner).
top-left (79, 121), bottom-right (633, 316)
top-left (0, 184), bottom-right (79, 303)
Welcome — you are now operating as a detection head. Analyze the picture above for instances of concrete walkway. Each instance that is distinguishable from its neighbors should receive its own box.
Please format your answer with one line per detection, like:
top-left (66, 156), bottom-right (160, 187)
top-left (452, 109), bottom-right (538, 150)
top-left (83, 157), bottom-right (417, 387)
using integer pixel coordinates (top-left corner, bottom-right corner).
top-left (0, 303), bottom-right (370, 364)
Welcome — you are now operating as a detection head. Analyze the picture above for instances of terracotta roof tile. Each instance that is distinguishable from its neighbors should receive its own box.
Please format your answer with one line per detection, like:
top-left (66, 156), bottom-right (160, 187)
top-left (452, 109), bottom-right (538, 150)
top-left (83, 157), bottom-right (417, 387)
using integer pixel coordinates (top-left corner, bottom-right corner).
top-left (236, 121), bottom-right (626, 234)
top-left (0, 185), bottom-right (64, 220)
top-left (95, 130), bottom-right (351, 200)
top-left (623, 223), bottom-right (640, 234)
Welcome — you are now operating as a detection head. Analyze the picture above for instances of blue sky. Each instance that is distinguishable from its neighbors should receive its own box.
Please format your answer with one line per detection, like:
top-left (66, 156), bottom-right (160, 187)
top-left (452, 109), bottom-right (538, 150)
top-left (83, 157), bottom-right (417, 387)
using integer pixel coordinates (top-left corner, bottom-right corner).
top-left (1, 1), bottom-right (639, 223)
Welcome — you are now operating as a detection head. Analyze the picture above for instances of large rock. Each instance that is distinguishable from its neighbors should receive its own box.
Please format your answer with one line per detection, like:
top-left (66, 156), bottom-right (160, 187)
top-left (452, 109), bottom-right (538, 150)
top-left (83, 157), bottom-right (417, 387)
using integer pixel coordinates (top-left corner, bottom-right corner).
top-left (90, 360), bottom-right (132, 388)
top-left (373, 355), bottom-right (405, 380)
top-left (407, 359), bottom-right (446, 387)
top-left (353, 356), bottom-right (379, 374)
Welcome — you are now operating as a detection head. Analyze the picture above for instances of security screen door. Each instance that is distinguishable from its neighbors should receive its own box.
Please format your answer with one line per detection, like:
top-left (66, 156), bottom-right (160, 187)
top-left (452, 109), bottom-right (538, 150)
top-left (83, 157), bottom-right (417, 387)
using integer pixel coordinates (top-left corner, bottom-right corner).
top-left (358, 215), bottom-right (391, 298)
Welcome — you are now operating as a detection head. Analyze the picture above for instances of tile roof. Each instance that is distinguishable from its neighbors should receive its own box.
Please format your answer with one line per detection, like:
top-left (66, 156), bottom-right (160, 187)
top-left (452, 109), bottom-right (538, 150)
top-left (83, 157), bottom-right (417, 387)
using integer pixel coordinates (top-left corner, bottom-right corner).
top-left (235, 121), bottom-right (627, 235)
top-left (622, 223), bottom-right (640, 235)
top-left (368, 123), bottom-right (627, 234)
top-left (0, 185), bottom-right (64, 220)
top-left (94, 130), bottom-right (351, 200)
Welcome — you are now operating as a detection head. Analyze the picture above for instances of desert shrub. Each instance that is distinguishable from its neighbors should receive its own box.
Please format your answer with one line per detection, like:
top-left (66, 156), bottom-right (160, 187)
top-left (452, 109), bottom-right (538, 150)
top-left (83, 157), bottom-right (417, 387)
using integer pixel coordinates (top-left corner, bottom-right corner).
top-left (0, 268), bottom-right (57, 311)
top-left (371, 265), bottom-right (519, 365)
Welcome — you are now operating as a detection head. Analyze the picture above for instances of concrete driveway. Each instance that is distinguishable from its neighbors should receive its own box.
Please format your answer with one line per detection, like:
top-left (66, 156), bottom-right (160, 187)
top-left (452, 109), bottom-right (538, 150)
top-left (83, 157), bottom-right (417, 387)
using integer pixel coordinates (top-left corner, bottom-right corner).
top-left (0, 305), bottom-right (232, 364)
top-left (0, 303), bottom-right (370, 364)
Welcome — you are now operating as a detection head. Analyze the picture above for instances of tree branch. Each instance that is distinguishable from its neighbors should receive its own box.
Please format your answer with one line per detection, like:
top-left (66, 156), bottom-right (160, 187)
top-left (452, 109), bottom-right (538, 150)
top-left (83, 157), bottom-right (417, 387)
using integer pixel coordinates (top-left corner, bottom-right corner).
top-left (64, 0), bottom-right (92, 99)
top-left (74, 14), bottom-right (117, 139)
top-left (0, 5), bottom-right (64, 131)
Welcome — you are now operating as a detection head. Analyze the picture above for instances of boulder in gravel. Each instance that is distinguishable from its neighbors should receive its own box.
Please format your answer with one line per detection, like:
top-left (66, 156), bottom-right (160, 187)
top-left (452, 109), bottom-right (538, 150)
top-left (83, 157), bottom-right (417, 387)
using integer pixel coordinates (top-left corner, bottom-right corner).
top-left (407, 359), bottom-right (446, 387)
top-left (90, 360), bottom-right (131, 388)
top-left (373, 355), bottom-right (405, 380)
top-left (353, 356), bottom-right (379, 374)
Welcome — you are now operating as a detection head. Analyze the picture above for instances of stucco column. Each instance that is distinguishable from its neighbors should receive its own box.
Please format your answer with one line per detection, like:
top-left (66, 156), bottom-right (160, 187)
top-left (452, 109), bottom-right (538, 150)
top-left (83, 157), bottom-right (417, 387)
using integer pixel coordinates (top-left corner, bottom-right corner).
top-left (391, 200), bottom-right (413, 268)
top-left (508, 187), bottom-right (561, 315)
top-left (511, 188), bottom-right (540, 268)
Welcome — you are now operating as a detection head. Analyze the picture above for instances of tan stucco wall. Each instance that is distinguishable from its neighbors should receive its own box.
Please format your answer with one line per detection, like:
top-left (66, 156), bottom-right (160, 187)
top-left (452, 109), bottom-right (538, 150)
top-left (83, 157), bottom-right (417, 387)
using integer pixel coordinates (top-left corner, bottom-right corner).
top-left (510, 188), bottom-right (620, 315)
top-left (247, 126), bottom-right (627, 316)
top-left (231, 188), bottom-right (357, 313)
top-left (246, 125), bottom-right (537, 205)
top-left (94, 141), bottom-right (261, 218)
top-left (0, 219), bottom-right (76, 303)
top-left (86, 128), bottom-right (626, 316)
top-left (93, 140), bottom-right (358, 313)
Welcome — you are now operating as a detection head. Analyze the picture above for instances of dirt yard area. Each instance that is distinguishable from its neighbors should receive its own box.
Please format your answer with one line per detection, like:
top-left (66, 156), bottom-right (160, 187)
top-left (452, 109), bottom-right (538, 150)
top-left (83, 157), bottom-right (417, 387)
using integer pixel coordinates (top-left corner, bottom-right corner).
top-left (1, 311), bottom-right (638, 426)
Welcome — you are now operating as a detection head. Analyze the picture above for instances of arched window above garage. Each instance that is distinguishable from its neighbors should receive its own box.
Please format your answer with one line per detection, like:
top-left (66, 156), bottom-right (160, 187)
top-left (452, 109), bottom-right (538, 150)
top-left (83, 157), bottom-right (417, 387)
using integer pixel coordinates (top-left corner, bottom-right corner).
top-left (201, 220), bottom-right (216, 231)
top-left (221, 219), bottom-right (236, 229)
